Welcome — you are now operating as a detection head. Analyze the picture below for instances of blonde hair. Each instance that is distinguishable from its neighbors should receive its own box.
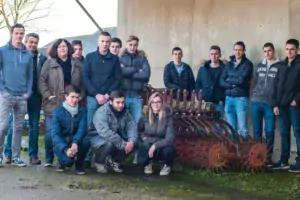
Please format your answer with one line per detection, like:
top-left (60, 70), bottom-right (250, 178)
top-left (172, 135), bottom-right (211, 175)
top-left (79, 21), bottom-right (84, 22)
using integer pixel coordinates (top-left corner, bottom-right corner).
top-left (147, 92), bottom-right (166, 125)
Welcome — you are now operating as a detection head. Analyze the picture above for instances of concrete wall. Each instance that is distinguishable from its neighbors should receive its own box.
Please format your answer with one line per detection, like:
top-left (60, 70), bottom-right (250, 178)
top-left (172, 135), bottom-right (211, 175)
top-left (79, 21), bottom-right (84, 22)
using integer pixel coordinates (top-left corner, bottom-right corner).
top-left (118, 0), bottom-right (300, 88)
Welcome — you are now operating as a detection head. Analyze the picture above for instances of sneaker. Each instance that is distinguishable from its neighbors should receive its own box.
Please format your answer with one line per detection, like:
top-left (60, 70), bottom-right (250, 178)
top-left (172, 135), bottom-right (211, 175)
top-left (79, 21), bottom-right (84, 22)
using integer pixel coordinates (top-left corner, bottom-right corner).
top-left (30, 157), bottom-right (41, 165)
top-left (159, 165), bottom-right (171, 176)
top-left (11, 157), bottom-right (27, 167)
top-left (144, 163), bottom-right (153, 175)
top-left (75, 167), bottom-right (86, 175)
top-left (0, 158), bottom-right (3, 167)
top-left (95, 163), bottom-right (108, 173)
top-left (56, 163), bottom-right (65, 172)
top-left (4, 157), bottom-right (11, 164)
top-left (44, 163), bottom-right (53, 167)
top-left (289, 164), bottom-right (300, 173)
top-left (107, 159), bottom-right (123, 173)
top-left (269, 160), bottom-right (289, 170)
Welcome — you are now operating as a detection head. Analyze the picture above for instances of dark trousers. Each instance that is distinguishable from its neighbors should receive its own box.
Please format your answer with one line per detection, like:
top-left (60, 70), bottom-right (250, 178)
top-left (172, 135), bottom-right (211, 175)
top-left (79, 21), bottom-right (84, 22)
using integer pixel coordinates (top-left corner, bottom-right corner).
top-left (137, 142), bottom-right (175, 166)
top-left (54, 138), bottom-right (90, 168)
top-left (93, 142), bottom-right (127, 164)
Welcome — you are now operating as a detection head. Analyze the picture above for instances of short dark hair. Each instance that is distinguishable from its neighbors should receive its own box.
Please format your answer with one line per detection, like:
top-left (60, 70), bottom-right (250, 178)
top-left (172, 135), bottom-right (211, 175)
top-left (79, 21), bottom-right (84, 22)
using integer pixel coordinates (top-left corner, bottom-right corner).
top-left (109, 91), bottom-right (125, 102)
top-left (100, 31), bottom-right (111, 37)
top-left (111, 37), bottom-right (122, 48)
top-left (65, 85), bottom-right (81, 95)
top-left (286, 39), bottom-right (299, 49)
top-left (234, 41), bottom-right (246, 50)
top-left (263, 43), bottom-right (275, 50)
top-left (210, 45), bottom-right (221, 53)
top-left (10, 23), bottom-right (25, 33)
top-left (48, 39), bottom-right (74, 58)
top-left (172, 47), bottom-right (182, 54)
top-left (126, 35), bottom-right (139, 43)
top-left (25, 33), bottom-right (39, 43)
top-left (71, 40), bottom-right (82, 48)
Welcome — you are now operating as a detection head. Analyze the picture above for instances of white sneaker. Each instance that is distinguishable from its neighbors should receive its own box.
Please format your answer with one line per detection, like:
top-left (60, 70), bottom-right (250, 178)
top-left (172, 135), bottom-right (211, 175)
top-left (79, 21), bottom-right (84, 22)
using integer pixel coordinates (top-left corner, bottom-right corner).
top-left (144, 163), bottom-right (153, 175)
top-left (95, 163), bottom-right (108, 173)
top-left (107, 159), bottom-right (123, 173)
top-left (159, 165), bottom-right (171, 176)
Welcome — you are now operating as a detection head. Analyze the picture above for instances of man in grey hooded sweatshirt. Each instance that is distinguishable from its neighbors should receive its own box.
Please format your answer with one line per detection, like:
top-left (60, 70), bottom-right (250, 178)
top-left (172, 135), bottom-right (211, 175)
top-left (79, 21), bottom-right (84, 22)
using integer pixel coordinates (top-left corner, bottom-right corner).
top-left (0, 23), bottom-right (33, 167)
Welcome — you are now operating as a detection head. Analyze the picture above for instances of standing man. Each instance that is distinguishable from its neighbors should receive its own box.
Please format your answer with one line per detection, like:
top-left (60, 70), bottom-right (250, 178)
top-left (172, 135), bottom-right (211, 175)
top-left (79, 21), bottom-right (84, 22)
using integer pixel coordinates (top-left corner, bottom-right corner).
top-left (0, 23), bottom-right (33, 167)
top-left (251, 43), bottom-right (284, 160)
top-left (110, 37), bottom-right (122, 56)
top-left (72, 40), bottom-right (84, 64)
top-left (195, 45), bottom-right (225, 114)
top-left (270, 39), bottom-right (300, 173)
top-left (163, 47), bottom-right (195, 101)
top-left (82, 31), bottom-right (122, 167)
top-left (220, 41), bottom-right (253, 139)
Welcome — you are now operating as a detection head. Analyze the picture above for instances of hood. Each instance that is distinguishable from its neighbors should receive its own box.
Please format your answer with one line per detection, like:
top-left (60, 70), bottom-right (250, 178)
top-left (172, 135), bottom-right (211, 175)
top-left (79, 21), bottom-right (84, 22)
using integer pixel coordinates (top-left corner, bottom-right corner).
top-left (103, 102), bottom-right (129, 115)
top-left (119, 48), bottom-right (147, 58)
top-left (262, 58), bottom-right (281, 65)
top-left (6, 42), bottom-right (28, 53)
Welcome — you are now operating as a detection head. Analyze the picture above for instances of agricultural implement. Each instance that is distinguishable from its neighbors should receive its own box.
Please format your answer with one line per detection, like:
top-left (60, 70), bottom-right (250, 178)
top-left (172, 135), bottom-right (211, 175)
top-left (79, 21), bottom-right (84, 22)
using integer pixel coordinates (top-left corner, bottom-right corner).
top-left (142, 85), bottom-right (268, 172)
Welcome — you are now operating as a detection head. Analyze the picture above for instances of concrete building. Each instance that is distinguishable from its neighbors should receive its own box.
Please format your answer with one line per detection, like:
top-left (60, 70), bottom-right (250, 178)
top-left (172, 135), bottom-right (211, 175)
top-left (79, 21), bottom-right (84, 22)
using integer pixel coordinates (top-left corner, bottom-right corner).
top-left (118, 0), bottom-right (300, 88)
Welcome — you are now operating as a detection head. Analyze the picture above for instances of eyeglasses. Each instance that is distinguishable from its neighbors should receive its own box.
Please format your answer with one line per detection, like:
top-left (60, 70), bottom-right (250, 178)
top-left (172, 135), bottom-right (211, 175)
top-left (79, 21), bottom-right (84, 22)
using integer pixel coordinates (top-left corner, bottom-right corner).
top-left (151, 101), bottom-right (162, 105)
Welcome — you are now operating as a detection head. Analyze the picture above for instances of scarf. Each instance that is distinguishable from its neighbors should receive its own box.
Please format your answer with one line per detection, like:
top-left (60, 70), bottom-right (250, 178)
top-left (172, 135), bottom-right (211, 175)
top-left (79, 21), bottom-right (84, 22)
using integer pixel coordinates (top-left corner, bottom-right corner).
top-left (63, 101), bottom-right (78, 116)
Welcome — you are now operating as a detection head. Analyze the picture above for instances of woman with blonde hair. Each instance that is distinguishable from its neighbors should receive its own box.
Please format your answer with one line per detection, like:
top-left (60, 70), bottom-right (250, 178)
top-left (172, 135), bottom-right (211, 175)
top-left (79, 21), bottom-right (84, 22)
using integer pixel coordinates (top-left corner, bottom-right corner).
top-left (137, 92), bottom-right (175, 176)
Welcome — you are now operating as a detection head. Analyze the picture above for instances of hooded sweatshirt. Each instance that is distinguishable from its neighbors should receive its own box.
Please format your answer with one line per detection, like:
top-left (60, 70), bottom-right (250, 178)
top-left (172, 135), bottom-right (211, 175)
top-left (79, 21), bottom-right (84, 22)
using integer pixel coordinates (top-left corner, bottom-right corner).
top-left (0, 42), bottom-right (33, 96)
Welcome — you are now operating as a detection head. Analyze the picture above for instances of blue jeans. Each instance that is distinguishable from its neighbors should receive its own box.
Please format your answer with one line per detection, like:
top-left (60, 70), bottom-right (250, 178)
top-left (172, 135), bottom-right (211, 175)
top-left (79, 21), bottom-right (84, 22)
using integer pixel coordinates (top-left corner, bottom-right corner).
top-left (125, 97), bottom-right (142, 124)
top-left (5, 93), bottom-right (42, 158)
top-left (225, 96), bottom-right (249, 138)
top-left (45, 117), bottom-right (54, 163)
top-left (251, 101), bottom-right (275, 154)
top-left (279, 106), bottom-right (300, 163)
top-left (54, 138), bottom-right (90, 168)
top-left (85, 96), bottom-right (100, 162)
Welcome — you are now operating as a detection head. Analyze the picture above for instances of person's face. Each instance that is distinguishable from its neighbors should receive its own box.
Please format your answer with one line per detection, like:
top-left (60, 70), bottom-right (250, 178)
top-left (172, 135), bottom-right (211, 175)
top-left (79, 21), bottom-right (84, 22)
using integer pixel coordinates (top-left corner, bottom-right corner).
top-left (263, 47), bottom-right (275, 60)
top-left (65, 92), bottom-right (80, 107)
top-left (73, 44), bottom-right (83, 59)
top-left (110, 42), bottom-right (121, 55)
top-left (151, 96), bottom-right (163, 113)
top-left (57, 41), bottom-right (68, 59)
top-left (209, 49), bottom-right (221, 63)
top-left (25, 36), bottom-right (39, 52)
top-left (98, 35), bottom-right (111, 52)
top-left (233, 45), bottom-right (245, 59)
top-left (11, 27), bottom-right (25, 44)
top-left (286, 44), bottom-right (298, 60)
top-left (172, 50), bottom-right (183, 63)
top-left (126, 40), bottom-right (138, 54)
top-left (110, 97), bottom-right (125, 112)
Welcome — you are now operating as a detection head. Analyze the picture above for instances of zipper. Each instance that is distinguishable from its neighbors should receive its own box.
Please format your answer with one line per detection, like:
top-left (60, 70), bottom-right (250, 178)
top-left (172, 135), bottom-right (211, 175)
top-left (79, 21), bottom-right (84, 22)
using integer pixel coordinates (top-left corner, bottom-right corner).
top-left (264, 63), bottom-right (270, 87)
top-left (67, 114), bottom-right (74, 144)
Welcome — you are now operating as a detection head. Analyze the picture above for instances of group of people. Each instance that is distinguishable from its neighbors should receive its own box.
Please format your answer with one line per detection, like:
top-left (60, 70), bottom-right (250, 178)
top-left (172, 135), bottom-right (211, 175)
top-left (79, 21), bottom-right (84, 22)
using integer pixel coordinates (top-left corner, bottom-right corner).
top-left (0, 22), bottom-right (300, 176)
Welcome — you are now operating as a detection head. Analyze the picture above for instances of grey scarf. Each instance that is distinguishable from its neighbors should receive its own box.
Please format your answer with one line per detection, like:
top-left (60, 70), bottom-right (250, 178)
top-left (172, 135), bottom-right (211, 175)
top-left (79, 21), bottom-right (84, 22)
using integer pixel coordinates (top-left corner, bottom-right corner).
top-left (63, 101), bottom-right (78, 116)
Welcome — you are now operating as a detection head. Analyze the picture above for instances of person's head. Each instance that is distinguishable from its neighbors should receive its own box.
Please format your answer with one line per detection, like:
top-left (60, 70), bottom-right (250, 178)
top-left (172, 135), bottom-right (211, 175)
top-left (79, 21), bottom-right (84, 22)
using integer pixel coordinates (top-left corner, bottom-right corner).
top-left (48, 39), bottom-right (73, 59)
top-left (126, 35), bottom-right (139, 54)
top-left (147, 92), bottom-right (166, 125)
top-left (10, 23), bottom-right (25, 44)
top-left (209, 45), bottom-right (221, 63)
top-left (64, 85), bottom-right (81, 107)
top-left (172, 47), bottom-right (183, 64)
top-left (98, 31), bottom-right (111, 53)
top-left (286, 39), bottom-right (299, 60)
top-left (71, 40), bottom-right (83, 59)
top-left (263, 43), bottom-right (275, 60)
top-left (25, 33), bottom-right (39, 52)
top-left (233, 41), bottom-right (246, 60)
top-left (110, 37), bottom-right (122, 55)
top-left (109, 91), bottom-right (125, 112)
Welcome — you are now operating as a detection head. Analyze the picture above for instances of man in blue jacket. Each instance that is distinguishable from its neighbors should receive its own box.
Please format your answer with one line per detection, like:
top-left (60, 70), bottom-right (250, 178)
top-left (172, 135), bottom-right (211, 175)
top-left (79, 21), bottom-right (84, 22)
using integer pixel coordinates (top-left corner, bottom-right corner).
top-left (52, 85), bottom-right (89, 174)
top-left (4, 32), bottom-right (47, 165)
top-left (220, 41), bottom-right (253, 139)
top-left (0, 23), bottom-right (33, 167)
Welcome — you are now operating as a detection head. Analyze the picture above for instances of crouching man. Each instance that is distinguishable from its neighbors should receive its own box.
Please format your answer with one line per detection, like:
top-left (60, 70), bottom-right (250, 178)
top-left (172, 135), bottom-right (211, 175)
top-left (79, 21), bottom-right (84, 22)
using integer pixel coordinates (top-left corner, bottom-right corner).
top-left (88, 91), bottom-right (138, 173)
top-left (52, 85), bottom-right (89, 175)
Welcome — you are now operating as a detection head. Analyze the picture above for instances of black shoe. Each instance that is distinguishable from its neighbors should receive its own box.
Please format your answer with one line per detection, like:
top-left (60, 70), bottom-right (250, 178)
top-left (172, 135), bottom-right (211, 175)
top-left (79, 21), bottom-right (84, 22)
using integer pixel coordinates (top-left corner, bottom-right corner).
top-left (56, 163), bottom-right (65, 172)
top-left (84, 160), bottom-right (91, 168)
top-left (75, 167), bottom-right (86, 175)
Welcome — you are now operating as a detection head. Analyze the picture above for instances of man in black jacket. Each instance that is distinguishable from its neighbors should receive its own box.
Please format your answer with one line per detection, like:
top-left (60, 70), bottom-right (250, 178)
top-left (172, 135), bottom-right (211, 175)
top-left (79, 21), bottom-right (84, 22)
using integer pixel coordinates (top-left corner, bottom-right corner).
top-left (195, 45), bottom-right (225, 115)
top-left (163, 47), bottom-right (195, 101)
top-left (270, 39), bottom-right (300, 173)
top-left (82, 31), bottom-right (122, 166)
top-left (251, 43), bottom-right (284, 159)
top-left (220, 41), bottom-right (253, 138)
